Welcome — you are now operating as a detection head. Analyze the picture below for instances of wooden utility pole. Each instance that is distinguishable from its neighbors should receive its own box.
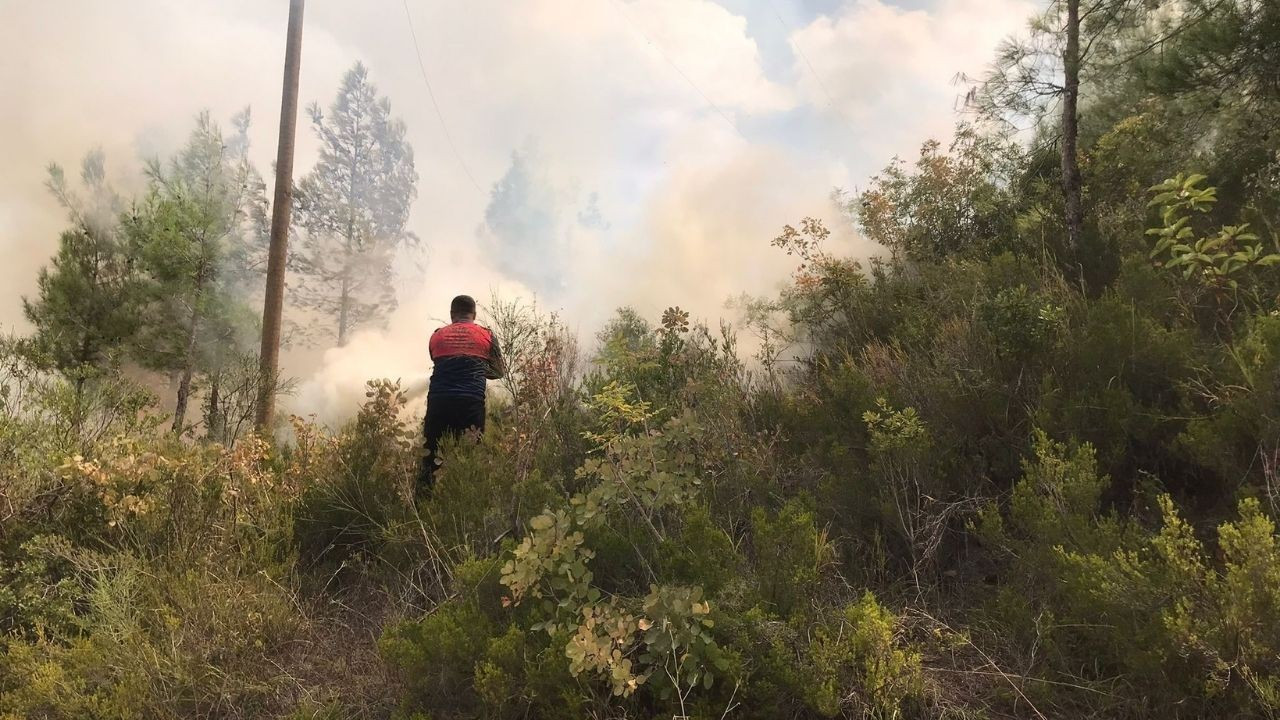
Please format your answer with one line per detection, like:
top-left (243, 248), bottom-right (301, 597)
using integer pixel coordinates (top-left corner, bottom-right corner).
top-left (255, 0), bottom-right (305, 432)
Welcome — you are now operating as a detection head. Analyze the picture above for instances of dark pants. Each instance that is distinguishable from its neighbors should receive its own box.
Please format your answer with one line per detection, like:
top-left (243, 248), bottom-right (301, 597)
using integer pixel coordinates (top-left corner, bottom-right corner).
top-left (419, 394), bottom-right (486, 490)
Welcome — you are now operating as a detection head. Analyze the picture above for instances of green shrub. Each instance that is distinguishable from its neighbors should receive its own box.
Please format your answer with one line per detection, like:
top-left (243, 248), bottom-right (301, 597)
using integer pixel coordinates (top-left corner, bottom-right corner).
top-left (1, 553), bottom-right (302, 720)
top-left (381, 555), bottom-right (586, 720)
top-left (293, 380), bottom-right (417, 570)
top-left (979, 429), bottom-right (1280, 715)
top-left (977, 284), bottom-right (1064, 359)
top-left (0, 534), bottom-right (88, 638)
top-left (658, 506), bottom-right (741, 595)
top-left (1179, 314), bottom-right (1280, 493)
top-left (381, 600), bottom-right (494, 714)
top-left (807, 592), bottom-right (923, 718)
top-left (750, 498), bottom-right (833, 618)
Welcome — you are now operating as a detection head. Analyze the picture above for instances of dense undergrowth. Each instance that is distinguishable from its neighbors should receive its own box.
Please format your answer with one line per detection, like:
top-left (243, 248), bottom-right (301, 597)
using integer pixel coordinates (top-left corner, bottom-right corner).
top-left (6, 1), bottom-right (1280, 716)
top-left (6, 181), bottom-right (1280, 717)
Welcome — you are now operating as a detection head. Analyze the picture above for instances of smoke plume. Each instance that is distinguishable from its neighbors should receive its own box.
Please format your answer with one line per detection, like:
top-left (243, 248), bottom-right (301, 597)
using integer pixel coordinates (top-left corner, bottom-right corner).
top-left (1, 0), bottom-right (1031, 424)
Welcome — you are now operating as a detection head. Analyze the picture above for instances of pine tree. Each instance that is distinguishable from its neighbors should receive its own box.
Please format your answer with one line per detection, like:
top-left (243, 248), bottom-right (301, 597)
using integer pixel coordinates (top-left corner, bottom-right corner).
top-left (23, 151), bottom-right (139, 391)
top-left (1146, 0), bottom-right (1280, 106)
top-left (293, 63), bottom-right (418, 346)
top-left (975, 0), bottom-right (1153, 261)
top-left (128, 110), bottom-right (267, 436)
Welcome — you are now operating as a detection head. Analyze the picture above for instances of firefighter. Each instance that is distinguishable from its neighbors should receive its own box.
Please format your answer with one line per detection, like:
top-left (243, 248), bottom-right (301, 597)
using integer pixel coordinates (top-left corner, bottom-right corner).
top-left (419, 294), bottom-right (505, 492)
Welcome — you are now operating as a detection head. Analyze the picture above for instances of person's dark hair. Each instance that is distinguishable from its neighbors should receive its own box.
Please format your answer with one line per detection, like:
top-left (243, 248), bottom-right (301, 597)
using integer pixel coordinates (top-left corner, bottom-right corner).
top-left (450, 294), bottom-right (477, 318)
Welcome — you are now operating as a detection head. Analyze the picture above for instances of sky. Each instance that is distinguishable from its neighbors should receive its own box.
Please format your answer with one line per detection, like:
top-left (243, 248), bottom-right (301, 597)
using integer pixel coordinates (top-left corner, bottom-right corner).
top-left (0, 0), bottom-right (1034, 421)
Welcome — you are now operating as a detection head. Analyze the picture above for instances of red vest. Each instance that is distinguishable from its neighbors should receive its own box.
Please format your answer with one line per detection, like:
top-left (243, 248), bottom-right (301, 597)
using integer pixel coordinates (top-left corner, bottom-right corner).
top-left (428, 321), bottom-right (494, 398)
top-left (429, 320), bottom-right (493, 360)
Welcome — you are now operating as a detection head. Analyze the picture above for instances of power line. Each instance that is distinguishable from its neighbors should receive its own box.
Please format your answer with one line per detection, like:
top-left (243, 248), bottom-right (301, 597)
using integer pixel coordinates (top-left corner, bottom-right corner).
top-left (765, 0), bottom-right (841, 112)
top-left (401, 0), bottom-right (484, 194)
top-left (612, 0), bottom-right (747, 141)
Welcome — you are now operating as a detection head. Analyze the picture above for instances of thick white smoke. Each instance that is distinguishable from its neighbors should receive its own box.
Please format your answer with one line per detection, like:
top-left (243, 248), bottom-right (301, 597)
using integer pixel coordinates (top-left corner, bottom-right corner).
top-left (1, 0), bottom-right (1031, 426)
top-left (288, 243), bottom-right (540, 426)
top-left (288, 141), bottom-right (876, 425)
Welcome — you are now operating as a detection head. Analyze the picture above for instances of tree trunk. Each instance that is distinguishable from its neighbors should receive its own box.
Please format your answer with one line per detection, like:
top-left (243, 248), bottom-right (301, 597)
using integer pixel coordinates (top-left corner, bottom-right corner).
top-left (207, 373), bottom-right (222, 442)
top-left (1061, 0), bottom-right (1084, 259)
top-left (171, 305), bottom-right (202, 436)
top-left (337, 268), bottom-right (351, 346)
top-left (71, 334), bottom-right (93, 439)
top-left (337, 115), bottom-right (361, 348)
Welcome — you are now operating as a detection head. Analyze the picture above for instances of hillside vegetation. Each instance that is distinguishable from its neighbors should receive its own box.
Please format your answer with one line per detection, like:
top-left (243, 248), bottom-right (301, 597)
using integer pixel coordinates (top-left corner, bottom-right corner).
top-left (4, 0), bottom-right (1280, 718)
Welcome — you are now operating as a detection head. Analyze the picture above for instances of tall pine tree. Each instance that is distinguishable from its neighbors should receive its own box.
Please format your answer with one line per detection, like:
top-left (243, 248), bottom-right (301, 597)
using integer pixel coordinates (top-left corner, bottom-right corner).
top-left (293, 63), bottom-right (418, 346)
top-left (127, 110), bottom-right (267, 436)
top-left (975, 0), bottom-right (1153, 265)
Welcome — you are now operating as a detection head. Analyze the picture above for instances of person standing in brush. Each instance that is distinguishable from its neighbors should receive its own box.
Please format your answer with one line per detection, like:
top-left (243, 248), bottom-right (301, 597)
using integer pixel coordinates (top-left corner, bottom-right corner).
top-left (419, 294), bottom-right (505, 493)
